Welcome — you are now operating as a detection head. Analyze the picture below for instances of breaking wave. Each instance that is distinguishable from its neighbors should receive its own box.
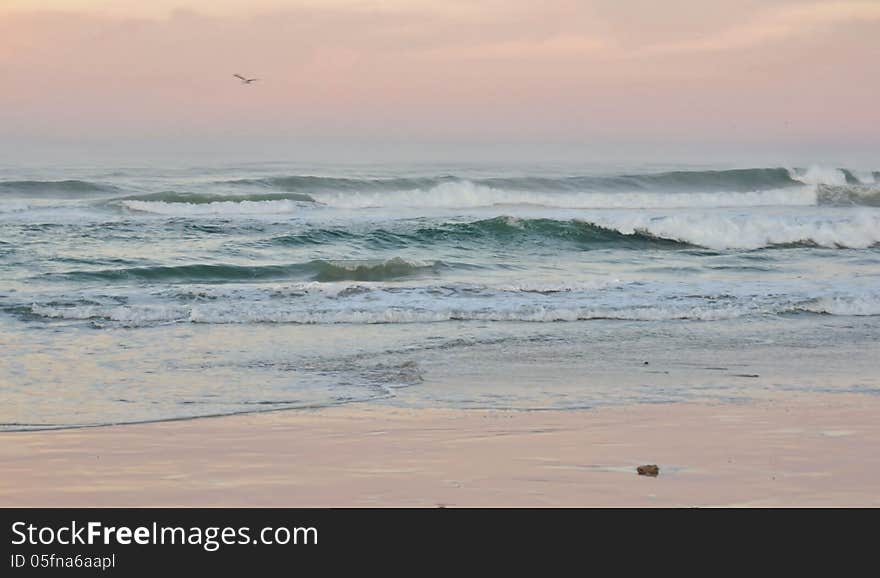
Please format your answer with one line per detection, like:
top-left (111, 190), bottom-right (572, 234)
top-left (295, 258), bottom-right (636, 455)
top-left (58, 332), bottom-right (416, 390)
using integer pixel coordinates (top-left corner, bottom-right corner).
top-left (118, 167), bottom-right (879, 211)
top-left (268, 217), bottom-right (688, 249)
top-left (817, 186), bottom-right (880, 207)
top-left (22, 303), bottom-right (769, 325)
top-left (21, 284), bottom-right (880, 326)
top-left (210, 166), bottom-right (879, 205)
top-left (224, 167), bottom-right (805, 193)
top-left (311, 181), bottom-right (820, 210)
top-left (121, 198), bottom-right (314, 215)
top-left (584, 212), bottom-right (880, 250)
top-left (117, 191), bottom-right (317, 204)
top-left (251, 215), bottom-right (880, 251)
top-left (797, 295), bottom-right (880, 316)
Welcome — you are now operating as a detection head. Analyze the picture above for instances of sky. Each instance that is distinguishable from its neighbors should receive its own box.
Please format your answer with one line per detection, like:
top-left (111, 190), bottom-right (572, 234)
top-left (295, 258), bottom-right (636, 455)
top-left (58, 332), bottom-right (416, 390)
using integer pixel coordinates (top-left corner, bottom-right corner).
top-left (1, 0), bottom-right (878, 163)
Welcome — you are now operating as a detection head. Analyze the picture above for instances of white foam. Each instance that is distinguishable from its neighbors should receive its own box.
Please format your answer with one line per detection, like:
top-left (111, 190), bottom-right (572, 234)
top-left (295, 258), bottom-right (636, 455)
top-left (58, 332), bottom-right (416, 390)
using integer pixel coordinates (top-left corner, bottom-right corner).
top-left (29, 303), bottom-right (188, 324)
top-left (121, 199), bottom-right (309, 215)
top-left (800, 295), bottom-right (880, 316)
top-left (313, 181), bottom-right (818, 210)
top-left (22, 274), bottom-right (880, 328)
top-left (32, 305), bottom-right (747, 325)
top-left (164, 279), bottom-right (622, 302)
top-left (852, 170), bottom-right (876, 185)
top-left (587, 211), bottom-right (880, 250)
top-left (26, 275), bottom-right (880, 327)
top-left (28, 291), bottom-right (880, 326)
top-left (790, 166), bottom-right (848, 186)
top-left (495, 280), bottom-right (620, 293)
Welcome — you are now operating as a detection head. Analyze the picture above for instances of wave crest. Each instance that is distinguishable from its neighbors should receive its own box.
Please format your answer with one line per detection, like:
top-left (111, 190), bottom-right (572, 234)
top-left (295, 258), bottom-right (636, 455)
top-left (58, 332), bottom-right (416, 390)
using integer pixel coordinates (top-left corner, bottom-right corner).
top-left (22, 288), bottom-right (880, 327)
top-left (269, 214), bottom-right (880, 251)
top-left (224, 167), bottom-right (802, 194)
top-left (585, 213), bottom-right (880, 250)
top-left (118, 191), bottom-right (317, 204)
top-left (50, 257), bottom-right (447, 284)
top-left (0, 180), bottom-right (116, 195)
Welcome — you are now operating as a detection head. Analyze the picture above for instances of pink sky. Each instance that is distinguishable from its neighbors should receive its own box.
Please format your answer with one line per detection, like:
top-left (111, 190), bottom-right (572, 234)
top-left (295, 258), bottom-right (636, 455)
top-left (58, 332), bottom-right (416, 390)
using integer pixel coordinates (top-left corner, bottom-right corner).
top-left (1, 1), bottom-right (878, 161)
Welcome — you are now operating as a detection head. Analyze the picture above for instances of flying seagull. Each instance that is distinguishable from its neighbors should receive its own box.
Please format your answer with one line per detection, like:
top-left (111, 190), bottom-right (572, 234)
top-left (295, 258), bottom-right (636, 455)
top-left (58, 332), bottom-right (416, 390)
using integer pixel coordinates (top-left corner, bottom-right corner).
top-left (233, 74), bottom-right (259, 85)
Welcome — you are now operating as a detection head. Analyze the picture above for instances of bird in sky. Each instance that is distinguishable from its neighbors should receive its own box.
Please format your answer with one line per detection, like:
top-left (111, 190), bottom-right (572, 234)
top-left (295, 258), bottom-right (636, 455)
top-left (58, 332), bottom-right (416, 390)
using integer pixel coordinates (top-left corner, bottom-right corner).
top-left (233, 74), bottom-right (259, 85)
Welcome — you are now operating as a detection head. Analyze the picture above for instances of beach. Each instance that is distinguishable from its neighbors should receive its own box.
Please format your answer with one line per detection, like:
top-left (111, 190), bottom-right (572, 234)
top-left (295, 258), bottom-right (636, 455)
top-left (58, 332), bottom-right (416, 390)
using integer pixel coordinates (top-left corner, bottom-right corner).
top-left (2, 162), bottom-right (879, 508)
top-left (3, 392), bottom-right (878, 508)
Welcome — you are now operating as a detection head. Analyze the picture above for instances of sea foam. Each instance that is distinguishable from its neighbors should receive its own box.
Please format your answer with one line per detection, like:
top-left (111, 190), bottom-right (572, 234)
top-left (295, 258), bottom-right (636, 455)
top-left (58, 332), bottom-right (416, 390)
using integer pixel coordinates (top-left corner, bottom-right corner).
top-left (587, 212), bottom-right (880, 250)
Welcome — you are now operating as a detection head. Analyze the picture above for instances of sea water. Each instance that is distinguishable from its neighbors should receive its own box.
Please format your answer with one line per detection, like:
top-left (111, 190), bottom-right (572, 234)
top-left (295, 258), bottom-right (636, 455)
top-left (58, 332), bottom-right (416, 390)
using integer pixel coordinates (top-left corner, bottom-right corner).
top-left (1, 162), bottom-right (878, 429)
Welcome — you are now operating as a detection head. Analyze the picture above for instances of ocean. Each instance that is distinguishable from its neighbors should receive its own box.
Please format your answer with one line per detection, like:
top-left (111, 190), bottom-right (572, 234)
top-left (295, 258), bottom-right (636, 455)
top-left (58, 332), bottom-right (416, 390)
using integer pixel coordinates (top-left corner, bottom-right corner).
top-left (1, 162), bottom-right (878, 430)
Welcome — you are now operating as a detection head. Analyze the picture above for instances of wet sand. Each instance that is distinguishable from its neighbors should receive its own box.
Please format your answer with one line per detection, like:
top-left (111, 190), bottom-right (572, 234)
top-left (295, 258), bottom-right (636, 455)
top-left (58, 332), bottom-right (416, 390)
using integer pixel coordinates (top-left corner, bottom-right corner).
top-left (2, 393), bottom-right (879, 507)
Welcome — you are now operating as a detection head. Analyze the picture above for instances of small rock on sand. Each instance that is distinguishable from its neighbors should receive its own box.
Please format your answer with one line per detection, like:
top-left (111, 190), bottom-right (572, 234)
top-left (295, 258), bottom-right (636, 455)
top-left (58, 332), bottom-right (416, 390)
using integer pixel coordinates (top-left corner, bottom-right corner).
top-left (637, 464), bottom-right (660, 477)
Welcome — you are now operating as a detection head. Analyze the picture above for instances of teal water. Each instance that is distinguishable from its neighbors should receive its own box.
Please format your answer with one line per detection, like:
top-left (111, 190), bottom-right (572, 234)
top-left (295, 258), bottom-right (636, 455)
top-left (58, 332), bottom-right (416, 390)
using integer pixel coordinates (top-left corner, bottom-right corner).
top-left (1, 162), bottom-right (879, 429)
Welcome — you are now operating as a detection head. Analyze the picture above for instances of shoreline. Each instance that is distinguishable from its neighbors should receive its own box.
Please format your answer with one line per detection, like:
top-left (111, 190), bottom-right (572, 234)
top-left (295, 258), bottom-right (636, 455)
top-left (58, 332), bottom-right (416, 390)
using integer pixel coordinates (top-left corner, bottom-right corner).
top-left (2, 392), bottom-right (879, 507)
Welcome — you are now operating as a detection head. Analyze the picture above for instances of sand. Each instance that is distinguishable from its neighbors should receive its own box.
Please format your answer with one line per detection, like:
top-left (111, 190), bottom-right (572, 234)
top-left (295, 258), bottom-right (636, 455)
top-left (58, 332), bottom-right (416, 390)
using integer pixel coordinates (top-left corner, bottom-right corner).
top-left (2, 393), bottom-right (879, 507)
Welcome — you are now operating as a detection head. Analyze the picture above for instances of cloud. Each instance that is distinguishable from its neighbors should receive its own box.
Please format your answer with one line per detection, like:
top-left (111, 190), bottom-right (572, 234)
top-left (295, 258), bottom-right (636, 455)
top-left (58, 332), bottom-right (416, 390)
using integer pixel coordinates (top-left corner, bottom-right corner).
top-left (642, 1), bottom-right (880, 55)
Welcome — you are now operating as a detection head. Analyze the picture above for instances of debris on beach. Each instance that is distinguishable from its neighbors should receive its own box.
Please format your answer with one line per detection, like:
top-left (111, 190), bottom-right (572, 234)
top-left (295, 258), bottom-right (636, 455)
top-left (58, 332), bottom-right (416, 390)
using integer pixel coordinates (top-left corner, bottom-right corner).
top-left (637, 464), bottom-right (660, 477)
